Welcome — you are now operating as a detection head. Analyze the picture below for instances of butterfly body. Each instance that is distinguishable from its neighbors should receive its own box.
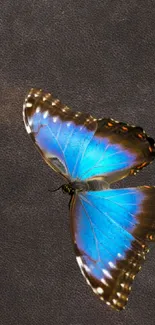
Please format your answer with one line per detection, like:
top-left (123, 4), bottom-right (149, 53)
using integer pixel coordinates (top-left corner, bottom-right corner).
top-left (62, 179), bottom-right (110, 196)
top-left (23, 88), bottom-right (155, 311)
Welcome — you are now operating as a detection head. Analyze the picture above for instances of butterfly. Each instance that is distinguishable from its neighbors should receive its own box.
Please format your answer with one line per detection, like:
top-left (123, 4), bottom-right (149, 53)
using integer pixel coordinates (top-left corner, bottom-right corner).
top-left (23, 88), bottom-right (155, 310)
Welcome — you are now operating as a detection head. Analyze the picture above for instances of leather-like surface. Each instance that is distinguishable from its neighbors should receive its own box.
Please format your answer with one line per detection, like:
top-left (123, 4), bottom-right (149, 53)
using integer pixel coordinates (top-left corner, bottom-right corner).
top-left (1, 1), bottom-right (155, 324)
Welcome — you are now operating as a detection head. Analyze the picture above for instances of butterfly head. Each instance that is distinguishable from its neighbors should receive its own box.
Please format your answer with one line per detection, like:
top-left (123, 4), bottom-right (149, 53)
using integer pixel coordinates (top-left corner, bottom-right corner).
top-left (61, 184), bottom-right (75, 195)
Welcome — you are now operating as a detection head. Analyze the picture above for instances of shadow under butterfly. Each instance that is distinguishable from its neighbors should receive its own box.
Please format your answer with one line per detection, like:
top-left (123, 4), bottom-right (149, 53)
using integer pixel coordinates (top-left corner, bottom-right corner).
top-left (23, 88), bottom-right (155, 311)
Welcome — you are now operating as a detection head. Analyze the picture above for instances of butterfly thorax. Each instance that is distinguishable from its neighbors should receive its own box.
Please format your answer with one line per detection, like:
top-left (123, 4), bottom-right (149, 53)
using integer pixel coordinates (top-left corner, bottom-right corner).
top-left (62, 179), bottom-right (109, 195)
top-left (62, 181), bottom-right (89, 195)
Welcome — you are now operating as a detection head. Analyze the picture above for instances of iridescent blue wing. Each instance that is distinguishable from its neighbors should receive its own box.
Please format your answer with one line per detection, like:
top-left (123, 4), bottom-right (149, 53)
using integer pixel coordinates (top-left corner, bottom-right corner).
top-left (75, 120), bottom-right (155, 182)
top-left (23, 88), bottom-right (96, 180)
top-left (23, 89), bottom-right (155, 182)
top-left (70, 186), bottom-right (155, 310)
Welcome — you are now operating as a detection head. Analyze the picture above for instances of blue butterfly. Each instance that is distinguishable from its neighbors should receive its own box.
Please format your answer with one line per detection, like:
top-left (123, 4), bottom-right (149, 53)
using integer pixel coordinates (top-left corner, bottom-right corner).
top-left (23, 88), bottom-right (155, 310)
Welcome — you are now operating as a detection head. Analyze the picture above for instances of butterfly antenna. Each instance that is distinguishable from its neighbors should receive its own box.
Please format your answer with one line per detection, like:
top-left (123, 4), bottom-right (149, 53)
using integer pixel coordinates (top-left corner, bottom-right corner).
top-left (48, 185), bottom-right (62, 193)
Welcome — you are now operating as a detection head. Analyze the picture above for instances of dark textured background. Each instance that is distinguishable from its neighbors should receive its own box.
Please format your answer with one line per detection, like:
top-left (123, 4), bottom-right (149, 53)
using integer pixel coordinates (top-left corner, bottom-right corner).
top-left (1, 1), bottom-right (155, 324)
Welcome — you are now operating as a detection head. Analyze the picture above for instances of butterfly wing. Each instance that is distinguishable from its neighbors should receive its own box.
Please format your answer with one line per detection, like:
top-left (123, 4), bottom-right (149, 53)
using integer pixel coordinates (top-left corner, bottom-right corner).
top-left (23, 89), bottom-right (155, 182)
top-left (23, 88), bottom-right (97, 179)
top-left (74, 119), bottom-right (155, 182)
top-left (70, 186), bottom-right (155, 310)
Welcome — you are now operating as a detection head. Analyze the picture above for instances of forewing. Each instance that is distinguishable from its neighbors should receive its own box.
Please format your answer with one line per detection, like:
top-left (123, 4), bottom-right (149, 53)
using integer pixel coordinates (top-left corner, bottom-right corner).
top-left (23, 89), bottom-right (155, 182)
top-left (23, 88), bottom-right (97, 179)
top-left (70, 187), bottom-right (155, 310)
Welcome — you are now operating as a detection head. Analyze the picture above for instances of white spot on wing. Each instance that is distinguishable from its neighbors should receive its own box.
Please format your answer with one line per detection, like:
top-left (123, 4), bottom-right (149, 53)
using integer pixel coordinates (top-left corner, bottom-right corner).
top-left (42, 94), bottom-right (50, 101)
top-left (97, 287), bottom-right (104, 294)
top-left (101, 278), bottom-right (109, 286)
top-left (108, 261), bottom-right (116, 269)
top-left (67, 122), bottom-right (71, 127)
top-left (29, 119), bottom-right (33, 126)
top-left (43, 111), bottom-right (48, 119)
top-left (53, 117), bottom-right (58, 123)
top-left (120, 283), bottom-right (125, 288)
top-left (25, 124), bottom-right (31, 134)
top-left (102, 269), bottom-right (112, 279)
top-left (36, 106), bottom-right (41, 113)
top-left (26, 102), bottom-right (32, 108)
top-left (34, 92), bottom-right (39, 97)
top-left (112, 299), bottom-right (117, 304)
top-left (83, 264), bottom-right (91, 273)
top-left (52, 100), bottom-right (59, 106)
top-left (62, 106), bottom-right (70, 112)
